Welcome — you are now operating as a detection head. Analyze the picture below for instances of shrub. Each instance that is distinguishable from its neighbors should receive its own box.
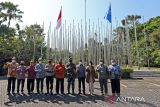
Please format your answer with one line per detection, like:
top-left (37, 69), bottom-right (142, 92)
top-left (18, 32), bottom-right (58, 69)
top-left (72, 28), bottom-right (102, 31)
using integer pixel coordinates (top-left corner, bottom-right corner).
top-left (121, 68), bottom-right (133, 79)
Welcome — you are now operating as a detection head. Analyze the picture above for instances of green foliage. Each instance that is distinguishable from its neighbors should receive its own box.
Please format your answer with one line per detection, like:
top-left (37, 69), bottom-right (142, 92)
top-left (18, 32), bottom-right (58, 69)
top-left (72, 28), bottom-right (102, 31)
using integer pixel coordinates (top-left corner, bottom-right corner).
top-left (119, 16), bottom-right (160, 67)
top-left (121, 68), bottom-right (133, 78)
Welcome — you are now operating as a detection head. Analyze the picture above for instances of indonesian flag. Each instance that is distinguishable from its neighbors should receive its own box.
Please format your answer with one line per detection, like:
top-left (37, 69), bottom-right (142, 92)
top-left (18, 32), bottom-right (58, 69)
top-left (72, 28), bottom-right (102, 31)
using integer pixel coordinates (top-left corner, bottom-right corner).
top-left (56, 8), bottom-right (62, 29)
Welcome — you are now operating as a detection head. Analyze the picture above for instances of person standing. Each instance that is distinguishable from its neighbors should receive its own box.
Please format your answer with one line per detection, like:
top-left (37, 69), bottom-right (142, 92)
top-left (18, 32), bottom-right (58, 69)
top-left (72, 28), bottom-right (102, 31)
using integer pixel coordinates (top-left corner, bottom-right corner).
top-left (86, 61), bottom-right (95, 95)
top-left (6, 57), bottom-right (19, 95)
top-left (16, 61), bottom-right (26, 94)
top-left (108, 59), bottom-right (121, 96)
top-left (96, 59), bottom-right (109, 96)
top-left (66, 58), bottom-right (76, 94)
top-left (45, 58), bottom-right (55, 95)
top-left (77, 60), bottom-right (86, 95)
top-left (35, 58), bottom-right (45, 94)
top-left (26, 60), bottom-right (36, 94)
top-left (55, 59), bottom-right (65, 94)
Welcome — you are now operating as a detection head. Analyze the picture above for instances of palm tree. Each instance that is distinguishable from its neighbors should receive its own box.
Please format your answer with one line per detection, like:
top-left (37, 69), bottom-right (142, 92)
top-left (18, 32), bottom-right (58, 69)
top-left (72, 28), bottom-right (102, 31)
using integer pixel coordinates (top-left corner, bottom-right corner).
top-left (0, 2), bottom-right (23, 28)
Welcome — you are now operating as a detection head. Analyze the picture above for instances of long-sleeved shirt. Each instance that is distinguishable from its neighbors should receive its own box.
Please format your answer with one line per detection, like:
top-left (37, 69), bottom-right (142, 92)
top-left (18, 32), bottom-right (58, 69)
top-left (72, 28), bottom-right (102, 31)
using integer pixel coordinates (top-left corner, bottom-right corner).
top-left (26, 65), bottom-right (35, 79)
top-left (35, 63), bottom-right (45, 78)
top-left (108, 64), bottom-right (121, 79)
top-left (66, 63), bottom-right (76, 82)
top-left (45, 64), bottom-right (54, 77)
top-left (96, 64), bottom-right (109, 79)
top-left (17, 65), bottom-right (26, 79)
top-left (55, 64), bottom-right (65, 79)
top-left (76, 64), bottom-right (86, 78)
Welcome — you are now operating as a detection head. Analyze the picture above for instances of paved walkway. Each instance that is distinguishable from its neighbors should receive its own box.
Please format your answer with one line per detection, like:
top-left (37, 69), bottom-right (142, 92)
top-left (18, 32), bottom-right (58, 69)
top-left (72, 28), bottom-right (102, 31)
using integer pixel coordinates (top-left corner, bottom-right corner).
top-left (0, 77), bottom-right (160, 107)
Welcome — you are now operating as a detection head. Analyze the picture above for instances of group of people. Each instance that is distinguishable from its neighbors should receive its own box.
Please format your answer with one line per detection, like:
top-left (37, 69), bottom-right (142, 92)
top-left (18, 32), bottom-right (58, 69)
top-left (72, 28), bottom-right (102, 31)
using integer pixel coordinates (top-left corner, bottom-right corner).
top-left (4, 57), bottom-right (121, 96)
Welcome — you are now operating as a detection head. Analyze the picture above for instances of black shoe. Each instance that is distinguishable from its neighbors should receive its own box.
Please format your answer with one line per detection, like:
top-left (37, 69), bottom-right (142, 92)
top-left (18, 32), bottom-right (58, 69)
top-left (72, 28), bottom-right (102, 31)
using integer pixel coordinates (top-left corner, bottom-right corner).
top-left (45, 92), bottom-right (49, 95)
top-left (101, 92), bottom-right (104, 95)
top-left (50, 92), bottom-right (53, 95)
top-left (78, 92), bottom-right (81, 95)
top-left (61, 92), bottom-right (65, 95)
top-left (67, 92), bottom-right (70, 94)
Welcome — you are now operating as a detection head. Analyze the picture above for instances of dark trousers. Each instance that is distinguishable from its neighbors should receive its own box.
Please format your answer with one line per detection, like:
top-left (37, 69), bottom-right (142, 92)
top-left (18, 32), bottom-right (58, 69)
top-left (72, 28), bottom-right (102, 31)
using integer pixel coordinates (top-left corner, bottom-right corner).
top-left (7, 77), bottom-right (16, 93)
top-left (56, 78), bottom-right (64, 94)
top-left (78, 77), bottom-right (85, 93)
top-left (111, 79), bottom-right (120, 94)
top-left (99, 78), bottom-right (108, 94)
top-left (67, 79), bottom-right (75, 93)
top-left (46, 76), bottom-right (54, 93)
top-left (17, 79), bottom-right (25, 93)
top-left (27, 79), bottom-right (35, 93)
top-left (36, 78), bottom-right (44, 93)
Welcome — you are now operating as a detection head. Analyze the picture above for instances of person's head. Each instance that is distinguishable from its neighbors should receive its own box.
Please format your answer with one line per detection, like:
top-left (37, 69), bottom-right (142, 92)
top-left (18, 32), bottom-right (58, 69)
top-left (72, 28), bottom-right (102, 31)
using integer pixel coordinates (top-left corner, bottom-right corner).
top-left (59, 59), bottom-right (62, 65)
top-left (12, 57), bottom-right (16, 63)
top-left (20, 61), bottom-right (25, 66)
top-left (30, 60), bottom-right (34, 66)
top-left (48, 58), bottom-right (52, 64)
top-left (99, 59), bottom-right (104, 65)
top-left (111, 59), bottom-right (116, 65)
top-left (38, 58), bottom-right (42, 63)
top-left (79, 59), bottom-right (82, 65)
top-left (89, 61), bottom-right (93, 66)
top-left (69, 58), bottom-right (72, 63)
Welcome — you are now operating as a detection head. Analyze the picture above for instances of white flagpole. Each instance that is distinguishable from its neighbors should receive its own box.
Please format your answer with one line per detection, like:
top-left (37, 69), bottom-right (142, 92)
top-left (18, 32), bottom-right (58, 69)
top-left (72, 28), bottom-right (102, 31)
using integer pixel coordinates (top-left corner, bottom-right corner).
top-left (134, 16), bottom-right (139, 68)
top-left (125, 17), bottom-right (131, 66)
top-left (85, 0), bottom-right (87, 64)
top-left (88, 19), bottom-right (91, 62)
top-left (81, 19), bottom-right (84, 62)
top-left (41, 22), bottom-right (44, 58)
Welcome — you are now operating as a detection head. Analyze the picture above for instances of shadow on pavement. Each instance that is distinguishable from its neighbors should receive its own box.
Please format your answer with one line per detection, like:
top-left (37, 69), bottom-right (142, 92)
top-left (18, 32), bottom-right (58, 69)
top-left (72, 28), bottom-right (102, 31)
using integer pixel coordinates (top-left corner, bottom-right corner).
top-left (4, 93), bottom-right (104, 106)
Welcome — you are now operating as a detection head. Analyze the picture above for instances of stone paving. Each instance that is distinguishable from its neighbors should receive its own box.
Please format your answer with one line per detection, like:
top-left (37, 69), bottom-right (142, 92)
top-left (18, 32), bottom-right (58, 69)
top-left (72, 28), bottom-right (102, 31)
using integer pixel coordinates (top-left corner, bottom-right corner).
top-left (0, 77), bottom-right (160, 107)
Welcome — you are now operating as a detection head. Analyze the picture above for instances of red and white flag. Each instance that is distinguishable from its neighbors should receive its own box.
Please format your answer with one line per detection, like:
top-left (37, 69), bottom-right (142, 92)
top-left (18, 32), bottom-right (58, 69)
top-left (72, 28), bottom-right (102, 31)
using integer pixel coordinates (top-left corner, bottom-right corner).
top-left (56, 8), bottom-right (62, 29)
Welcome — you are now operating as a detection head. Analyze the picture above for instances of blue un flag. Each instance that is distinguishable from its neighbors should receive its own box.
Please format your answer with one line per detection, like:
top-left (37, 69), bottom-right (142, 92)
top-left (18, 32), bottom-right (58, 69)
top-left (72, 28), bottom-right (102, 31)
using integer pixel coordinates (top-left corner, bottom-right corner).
top-left (104, 4), bottom-right (112, 23)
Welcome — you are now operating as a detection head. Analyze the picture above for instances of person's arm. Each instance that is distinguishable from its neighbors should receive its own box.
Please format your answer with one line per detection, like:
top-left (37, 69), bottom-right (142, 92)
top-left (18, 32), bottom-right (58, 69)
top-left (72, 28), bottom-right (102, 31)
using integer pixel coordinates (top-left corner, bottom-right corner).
top-left (118, 65), bottom-right (121, 80)
top-left (45, 64), bottom-right (48, 71)
top-left (96, 65), bottom-right (100, 72)
top-left (35, 64), bottom-right (39, 72)
top-left (93, 68), bottom-right (96, 77)
top-left (66, 64), bottom-right (70, 70)
top-left (73, 64), bottom-right (76, 74)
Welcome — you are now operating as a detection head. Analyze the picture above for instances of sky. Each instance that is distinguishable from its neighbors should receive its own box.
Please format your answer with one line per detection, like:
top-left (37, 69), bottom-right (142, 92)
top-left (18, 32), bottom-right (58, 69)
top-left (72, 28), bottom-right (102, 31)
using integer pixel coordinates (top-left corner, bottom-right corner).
top-left (1, 0), bottom-right (160, 38)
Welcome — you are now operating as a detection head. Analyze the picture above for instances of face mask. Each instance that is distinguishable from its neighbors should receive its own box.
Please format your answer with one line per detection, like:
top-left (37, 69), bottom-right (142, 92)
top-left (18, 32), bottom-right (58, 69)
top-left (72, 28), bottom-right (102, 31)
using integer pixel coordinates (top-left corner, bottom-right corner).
top-left (79, 62), bottom-right (82, 65)
top-left (99, 62), bottom-right (103, 65)
top-left (20, 64), bottom-right (24, 66)
top-left (49, 61), bottom-right (52, 63)
top-left (39, 61), bottom-right (42, 64)
top-left (112, 63), bottom-right (115, 65)
top-left (12, 60), bottom-right (16, 63)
